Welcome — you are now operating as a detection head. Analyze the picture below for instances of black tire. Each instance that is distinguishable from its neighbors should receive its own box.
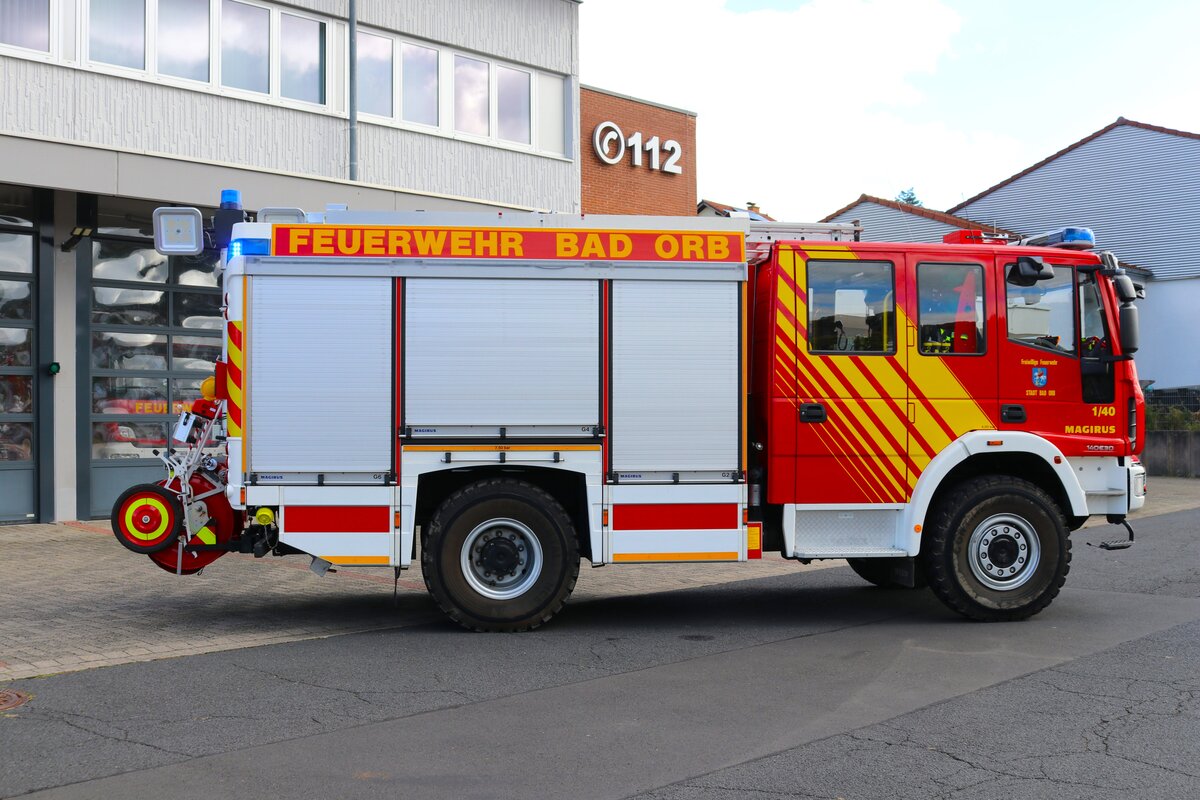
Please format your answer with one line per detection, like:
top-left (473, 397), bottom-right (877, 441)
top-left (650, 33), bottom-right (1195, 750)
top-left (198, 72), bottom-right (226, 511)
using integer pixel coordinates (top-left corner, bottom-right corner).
top-left (922, 475), bottom-right (1070, 621)
top-left (846, 558), bottom-right (924, 589)
top-left (422, 478), bottom-right (580, 632)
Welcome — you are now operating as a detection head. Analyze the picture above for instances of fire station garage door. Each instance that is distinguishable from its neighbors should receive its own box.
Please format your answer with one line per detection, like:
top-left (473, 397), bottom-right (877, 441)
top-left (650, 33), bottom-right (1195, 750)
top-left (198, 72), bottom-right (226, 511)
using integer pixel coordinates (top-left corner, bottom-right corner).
top-left (404, 278), bottom-right (599, 437)
top-left (248, 276), bottom-right (393, 474)
top-left (612, 280), bottom-right (739, 477)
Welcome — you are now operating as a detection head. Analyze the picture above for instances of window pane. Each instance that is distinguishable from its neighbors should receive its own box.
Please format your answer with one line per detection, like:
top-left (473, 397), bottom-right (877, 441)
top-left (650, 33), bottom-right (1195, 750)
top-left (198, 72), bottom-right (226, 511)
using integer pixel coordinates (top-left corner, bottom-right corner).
top-left (172, 376), bottom-right (212, 413)
top-left (221, 0), bottom-right (268, 94)
top-left (158, 0), bottom-right (210, 81)
top-left (1006, 267), bottom-right (1075, 355)
top-left (170, 253), bottom-right (220, 287)
top-left (92, 376), bottom-right (168, 414)
top-left (1, 423), bottom-right (33, 462)
top-left (92, 240), bottom-right (166, 283)
top-left (92, 285), bottom-right (166, 326)
top-left (91, 331), bottom-right (168, 370)
top-left (357, 31), bottom-right (392, 117)
top-left (402, 43), bottom-right (438, 125)
top-left (497, 67), bottom-right (530, 144)
top-left (281, 14), bottom-right (325, 104)
top-left (0, 184), bottom-right (36, 227)
top-left (1079, 272), bottom-right (1109, 346)
top-left (173, 335), bottom-right (221, 370)
top-left (0, 280), bottom-right (32, 320)
top-left (0, 0), bottom-right (49, 52)
top-left (0, 375), bottom-right (32, 413)
top-left (807, 260), bottom-right (895, 354)
top-left (92, 421), bottom-right (165, 459)
top-left (918, 263), bottom-right (984, 355)
top-left (90, 0), bottom-right (145, 69)
top-left (454, 55), bottom-right (488, 135)
top-left (0, 327), bottom-right (32, 367)
top-left (0, 232), bottom-right (33, 273)
top-left (173, 291), bottom-right (222, 330)
top-left (537, 73), bottom-right (565, 155)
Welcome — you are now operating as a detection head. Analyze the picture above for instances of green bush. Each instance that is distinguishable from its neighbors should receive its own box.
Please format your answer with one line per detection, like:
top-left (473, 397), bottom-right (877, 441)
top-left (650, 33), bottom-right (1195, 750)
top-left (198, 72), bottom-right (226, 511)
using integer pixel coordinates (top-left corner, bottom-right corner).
top-left (1145, 405), bottom-right (1200, 432)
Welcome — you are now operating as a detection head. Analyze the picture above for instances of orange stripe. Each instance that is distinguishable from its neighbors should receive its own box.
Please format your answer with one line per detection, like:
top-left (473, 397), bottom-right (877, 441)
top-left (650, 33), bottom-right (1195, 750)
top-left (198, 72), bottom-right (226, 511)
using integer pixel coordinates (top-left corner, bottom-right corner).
top-left (324, 555), bottom-right (390, 565)
top-left (612, 552), bottom-right (738, 562)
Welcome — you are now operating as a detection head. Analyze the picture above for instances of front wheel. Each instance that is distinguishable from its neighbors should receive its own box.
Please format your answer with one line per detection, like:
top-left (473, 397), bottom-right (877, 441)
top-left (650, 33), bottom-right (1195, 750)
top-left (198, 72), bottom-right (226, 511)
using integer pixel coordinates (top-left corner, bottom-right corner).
top-left (422, 478), bottom-right (580, 632)
top-left (922, 476), bottom-right (1070, 621)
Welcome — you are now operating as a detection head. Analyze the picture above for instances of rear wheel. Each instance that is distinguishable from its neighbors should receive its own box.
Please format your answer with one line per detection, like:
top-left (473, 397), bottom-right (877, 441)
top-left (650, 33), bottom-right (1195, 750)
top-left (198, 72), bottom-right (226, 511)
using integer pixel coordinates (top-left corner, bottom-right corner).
top-left (922, 475), bottom-right (1069, 621)
top-left (422, 478), bottom-right (580, 632)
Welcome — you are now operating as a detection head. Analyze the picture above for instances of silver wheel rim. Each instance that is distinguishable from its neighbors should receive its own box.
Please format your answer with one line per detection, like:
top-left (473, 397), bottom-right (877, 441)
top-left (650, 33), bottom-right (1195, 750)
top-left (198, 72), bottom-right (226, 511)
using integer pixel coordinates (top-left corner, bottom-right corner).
top-left (968, 513), bottom-right (1041, 591)
top-left (460, 517), bottom-right (543, 600)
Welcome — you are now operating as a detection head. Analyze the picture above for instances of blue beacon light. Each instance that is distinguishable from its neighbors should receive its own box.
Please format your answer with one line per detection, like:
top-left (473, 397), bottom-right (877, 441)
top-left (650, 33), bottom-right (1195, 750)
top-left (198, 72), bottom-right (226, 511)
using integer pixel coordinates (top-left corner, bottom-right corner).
top-left (220, 189), bottom-right (243, 210)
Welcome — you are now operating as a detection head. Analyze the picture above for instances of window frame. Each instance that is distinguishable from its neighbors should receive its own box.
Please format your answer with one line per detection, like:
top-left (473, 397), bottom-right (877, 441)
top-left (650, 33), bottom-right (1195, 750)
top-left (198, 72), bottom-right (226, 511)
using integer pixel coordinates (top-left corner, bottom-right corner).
top-left (1003, 262), bottom-right (1079, 359)
top-left (805, 258), bottom-right (898, 357)
top-left (915, 261), bottom-right (988, 358)
top-left (0, 0), bottom-right (57, 60)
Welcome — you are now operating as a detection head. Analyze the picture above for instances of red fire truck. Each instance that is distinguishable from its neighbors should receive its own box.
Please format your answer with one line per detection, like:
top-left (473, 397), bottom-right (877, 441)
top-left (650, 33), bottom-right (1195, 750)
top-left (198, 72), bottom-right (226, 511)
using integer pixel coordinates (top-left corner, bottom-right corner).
top-left (112, 193), bottom-right (1146, 630)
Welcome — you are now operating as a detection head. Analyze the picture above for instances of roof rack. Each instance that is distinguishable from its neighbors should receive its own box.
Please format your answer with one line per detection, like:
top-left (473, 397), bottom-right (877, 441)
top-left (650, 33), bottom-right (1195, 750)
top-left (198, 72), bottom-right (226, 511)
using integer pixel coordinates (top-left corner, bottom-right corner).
top-left (745, 220), bottom-right (861, 265)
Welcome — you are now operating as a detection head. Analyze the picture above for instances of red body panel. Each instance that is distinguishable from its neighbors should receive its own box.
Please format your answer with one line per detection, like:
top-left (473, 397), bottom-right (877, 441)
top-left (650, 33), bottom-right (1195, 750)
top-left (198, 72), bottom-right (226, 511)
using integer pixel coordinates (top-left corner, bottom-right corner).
top-left (285, 505), bottom-right (391, 533)
top-left (612, 503), bottom-right (740, 530)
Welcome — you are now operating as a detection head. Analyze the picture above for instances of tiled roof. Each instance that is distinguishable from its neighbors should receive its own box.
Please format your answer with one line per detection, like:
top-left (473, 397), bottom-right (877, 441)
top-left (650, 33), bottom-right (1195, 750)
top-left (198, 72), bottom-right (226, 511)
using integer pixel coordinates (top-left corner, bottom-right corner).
top-left (820, 194), bottom-right (1018, 235)
top-left (697, 199), bottom-right (776, 221)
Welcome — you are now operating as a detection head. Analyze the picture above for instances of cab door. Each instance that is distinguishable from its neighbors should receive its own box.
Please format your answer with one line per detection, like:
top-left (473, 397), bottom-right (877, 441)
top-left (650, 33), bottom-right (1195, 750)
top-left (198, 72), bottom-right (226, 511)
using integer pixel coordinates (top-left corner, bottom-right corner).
top-left (792, 248), bottom-right (909, 505)
top-left (904, 256), bottom-right (998, 484)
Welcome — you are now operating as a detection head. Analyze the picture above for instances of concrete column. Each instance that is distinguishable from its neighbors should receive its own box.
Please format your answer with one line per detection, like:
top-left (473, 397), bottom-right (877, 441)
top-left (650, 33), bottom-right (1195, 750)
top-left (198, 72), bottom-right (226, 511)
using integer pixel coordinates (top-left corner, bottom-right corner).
top-left (52, 190), bottom-right (78, 521)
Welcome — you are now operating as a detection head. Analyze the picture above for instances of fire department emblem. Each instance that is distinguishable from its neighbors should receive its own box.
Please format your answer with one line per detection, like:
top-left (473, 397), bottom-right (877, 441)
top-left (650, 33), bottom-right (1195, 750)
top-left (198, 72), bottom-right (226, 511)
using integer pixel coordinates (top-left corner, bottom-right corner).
top-left (1032, 367), bottom-right (1048, 388)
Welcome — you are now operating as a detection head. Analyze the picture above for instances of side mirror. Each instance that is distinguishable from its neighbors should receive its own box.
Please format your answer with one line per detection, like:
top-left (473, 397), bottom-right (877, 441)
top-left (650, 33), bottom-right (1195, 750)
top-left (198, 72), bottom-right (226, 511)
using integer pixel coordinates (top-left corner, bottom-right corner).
top-left (1119, 303), bottom-right (1139, 354)
top-left (1113, 274), bottom-right (1138, 304)
top-left (1008, 256), bottom-right (1055, 286)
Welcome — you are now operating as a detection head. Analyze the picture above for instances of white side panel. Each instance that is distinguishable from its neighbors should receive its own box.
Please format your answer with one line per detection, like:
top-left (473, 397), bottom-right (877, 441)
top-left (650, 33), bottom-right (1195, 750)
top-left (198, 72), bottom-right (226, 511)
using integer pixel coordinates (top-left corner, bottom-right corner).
top-left (612, 281), bottom-right (739, 473)
top-left (405, 279), bottom-right (599, 430)
top-left (248, 276), bottom-right (393, 473)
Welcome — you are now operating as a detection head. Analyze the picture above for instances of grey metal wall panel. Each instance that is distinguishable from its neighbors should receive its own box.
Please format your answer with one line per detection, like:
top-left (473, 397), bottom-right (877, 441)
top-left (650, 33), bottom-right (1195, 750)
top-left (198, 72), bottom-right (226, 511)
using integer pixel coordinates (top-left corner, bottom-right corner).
top-left (611, 281), bottom-right (739, 473)
top-left (0, 58), bottom-right (578, 212)
top-left (825, 201), bottom-right (963, 243)
top-left (955, 126), bottom-right (1200, 280)
top-left (404, 278), bottom-right (599, 429)
top-left (248, 276), bottom-right (393, 472)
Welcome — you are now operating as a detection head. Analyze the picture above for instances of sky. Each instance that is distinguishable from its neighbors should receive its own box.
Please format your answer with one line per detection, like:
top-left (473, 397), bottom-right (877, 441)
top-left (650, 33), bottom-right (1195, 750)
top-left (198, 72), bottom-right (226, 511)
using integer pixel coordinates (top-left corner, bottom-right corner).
top-left (578, 0), bottom-right (1200, 220)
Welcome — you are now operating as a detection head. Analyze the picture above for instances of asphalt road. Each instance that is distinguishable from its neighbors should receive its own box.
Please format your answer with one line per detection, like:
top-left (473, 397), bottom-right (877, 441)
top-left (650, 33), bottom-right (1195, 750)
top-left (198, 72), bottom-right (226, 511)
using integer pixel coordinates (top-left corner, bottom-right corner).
top-left (3, 508), bottom-right (1198, 800)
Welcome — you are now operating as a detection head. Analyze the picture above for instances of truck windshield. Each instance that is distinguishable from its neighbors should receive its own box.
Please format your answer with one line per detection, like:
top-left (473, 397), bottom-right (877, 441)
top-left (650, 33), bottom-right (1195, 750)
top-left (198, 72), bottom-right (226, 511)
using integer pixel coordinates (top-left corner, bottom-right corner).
top-left (1005, 267), bottom-right (1076, 355)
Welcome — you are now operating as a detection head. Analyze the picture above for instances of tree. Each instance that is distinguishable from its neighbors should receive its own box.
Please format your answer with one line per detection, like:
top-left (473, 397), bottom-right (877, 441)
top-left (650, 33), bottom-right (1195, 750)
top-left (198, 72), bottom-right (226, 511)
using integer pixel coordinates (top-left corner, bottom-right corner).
top-left (895, 187), bottom-right (923, 207)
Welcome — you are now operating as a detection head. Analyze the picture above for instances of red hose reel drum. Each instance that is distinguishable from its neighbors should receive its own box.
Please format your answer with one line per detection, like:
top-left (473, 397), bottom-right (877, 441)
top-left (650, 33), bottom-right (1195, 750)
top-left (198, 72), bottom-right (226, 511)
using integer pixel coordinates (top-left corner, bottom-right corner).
top-left (111, 474), bottom-right (240, 575)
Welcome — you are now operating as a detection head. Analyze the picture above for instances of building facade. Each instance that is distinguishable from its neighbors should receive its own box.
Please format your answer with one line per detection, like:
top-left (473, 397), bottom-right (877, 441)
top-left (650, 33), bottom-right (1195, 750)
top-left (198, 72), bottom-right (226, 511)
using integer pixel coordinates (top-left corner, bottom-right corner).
top-left (0, 0), bottom-right (582, 522)
top-left (822, 194), bottom-right (1015, 243)
top-left (580, 86), bottom-right (696, 215)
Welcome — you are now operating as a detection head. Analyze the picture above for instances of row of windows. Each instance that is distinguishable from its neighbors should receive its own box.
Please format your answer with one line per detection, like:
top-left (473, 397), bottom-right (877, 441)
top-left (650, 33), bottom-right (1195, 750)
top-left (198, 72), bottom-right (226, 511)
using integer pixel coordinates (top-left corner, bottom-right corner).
top-left (0, 0), bottom-right (567, 155)
top-left (805, 260), bottom-right (1105, 358)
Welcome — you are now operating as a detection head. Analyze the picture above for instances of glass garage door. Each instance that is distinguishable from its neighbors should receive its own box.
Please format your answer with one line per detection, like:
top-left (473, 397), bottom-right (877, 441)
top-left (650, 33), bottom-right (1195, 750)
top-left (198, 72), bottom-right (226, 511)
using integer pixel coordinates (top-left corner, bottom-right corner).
top-left (0, 188), bottom-right (37, 522)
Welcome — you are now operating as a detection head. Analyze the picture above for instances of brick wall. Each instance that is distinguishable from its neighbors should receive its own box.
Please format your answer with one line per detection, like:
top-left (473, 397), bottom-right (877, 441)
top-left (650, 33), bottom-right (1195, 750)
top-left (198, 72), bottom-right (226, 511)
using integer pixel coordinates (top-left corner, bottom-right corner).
top-left (580, 87), bottom-right (697, 216)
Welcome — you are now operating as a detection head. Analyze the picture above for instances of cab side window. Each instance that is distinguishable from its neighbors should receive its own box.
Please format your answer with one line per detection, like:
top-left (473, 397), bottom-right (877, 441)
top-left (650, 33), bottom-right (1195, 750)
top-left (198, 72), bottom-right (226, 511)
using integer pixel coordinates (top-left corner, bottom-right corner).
top-left (917, 263), bottom-right (985, 355)
top-left (807, 260), bottom-right (895, 355)
top-left (1005, 267), bottom-right (1076, 356)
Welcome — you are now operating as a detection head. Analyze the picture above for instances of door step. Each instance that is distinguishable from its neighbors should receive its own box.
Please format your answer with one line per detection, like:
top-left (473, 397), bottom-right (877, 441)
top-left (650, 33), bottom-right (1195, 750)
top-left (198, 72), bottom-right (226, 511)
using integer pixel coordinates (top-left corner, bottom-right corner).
top-left (789, 507), bottom-right (904, 559)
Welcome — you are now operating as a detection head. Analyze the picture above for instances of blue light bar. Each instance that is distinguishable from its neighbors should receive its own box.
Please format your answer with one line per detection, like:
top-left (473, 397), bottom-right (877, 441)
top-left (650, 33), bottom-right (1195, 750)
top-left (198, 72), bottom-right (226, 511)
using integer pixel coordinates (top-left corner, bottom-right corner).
top-left (1022, 226), bottom-right (1095, 250)
top-left (220, 188), bottom-right (243, 210)
top-left (228, 238), bottom-right (269, 260)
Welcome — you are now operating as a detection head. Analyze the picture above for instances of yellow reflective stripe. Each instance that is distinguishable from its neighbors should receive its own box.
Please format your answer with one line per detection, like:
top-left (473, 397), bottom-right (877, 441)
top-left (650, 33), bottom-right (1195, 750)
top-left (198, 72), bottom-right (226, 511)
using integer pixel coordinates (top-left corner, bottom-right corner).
top-left (124, 497), bottom-right (169, 541)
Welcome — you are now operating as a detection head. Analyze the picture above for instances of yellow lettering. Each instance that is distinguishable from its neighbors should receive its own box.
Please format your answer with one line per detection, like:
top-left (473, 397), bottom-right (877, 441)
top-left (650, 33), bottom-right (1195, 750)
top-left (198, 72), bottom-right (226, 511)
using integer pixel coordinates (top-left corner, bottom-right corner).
top-left (655, 234), bottom-right (680, 259)
top-left (387, 229), bottom-right (411, 255)
top-left (610, 234), bottom-right (632, 258)
top-left (311, 228), bottom-right (335, 255)
top-left (336, 228), bottom-right (362, 255)
top-left (580, 233), bottom-right (605, 259)
top-left (449, 230), bottom-right (471, 256)
top-left (708, 235), bottom-right (730, 261)
top-left (414, 229), bottom-right (447, 256)
top-left (681, 234), bottom-right (704, 261)
top-left (288, 227), bottom-right (311, 252)
top-left (501, 232), bottom-right (524, 257)
top-left (556, 233), bottom-right (579, 258)
top-left (476, 231), bottom-right (498, 257)
top-left (363, 229), bottom-right (385, 255)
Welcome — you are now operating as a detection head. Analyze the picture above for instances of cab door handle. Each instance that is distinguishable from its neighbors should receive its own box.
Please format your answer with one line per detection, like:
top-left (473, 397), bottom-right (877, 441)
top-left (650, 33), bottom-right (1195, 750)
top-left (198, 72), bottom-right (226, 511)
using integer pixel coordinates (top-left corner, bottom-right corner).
top-left (1001, 404), bottom-right (1026, 423)
top-left (800, 403), bottom-right (826, 423)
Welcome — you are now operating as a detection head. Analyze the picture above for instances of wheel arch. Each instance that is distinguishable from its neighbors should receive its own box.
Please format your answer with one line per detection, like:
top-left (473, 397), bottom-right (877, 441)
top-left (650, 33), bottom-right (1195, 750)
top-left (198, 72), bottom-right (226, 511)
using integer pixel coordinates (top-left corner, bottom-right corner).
top-left (414, 465), bottom-right (597, 562)
top-left (904, 431), bottom-right (1088, 554)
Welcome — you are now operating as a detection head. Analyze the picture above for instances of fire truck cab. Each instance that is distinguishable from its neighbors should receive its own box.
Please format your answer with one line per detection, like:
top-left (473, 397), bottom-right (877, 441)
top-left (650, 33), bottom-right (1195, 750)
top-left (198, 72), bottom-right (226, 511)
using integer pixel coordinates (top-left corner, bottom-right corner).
top-left (110, 196), bottom-right (1146, 631)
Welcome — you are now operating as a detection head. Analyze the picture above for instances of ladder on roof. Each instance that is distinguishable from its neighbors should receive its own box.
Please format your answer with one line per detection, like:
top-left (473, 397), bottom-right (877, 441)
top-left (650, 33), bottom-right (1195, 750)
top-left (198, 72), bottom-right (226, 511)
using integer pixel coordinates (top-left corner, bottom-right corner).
top-left (744, 220), bottom-right (861, 266)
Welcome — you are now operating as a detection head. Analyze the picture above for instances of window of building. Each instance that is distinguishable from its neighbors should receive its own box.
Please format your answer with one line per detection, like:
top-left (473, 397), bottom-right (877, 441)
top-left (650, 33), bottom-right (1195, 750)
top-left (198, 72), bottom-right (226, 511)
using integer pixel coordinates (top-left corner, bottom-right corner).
top-left (356, 31), bottom-right (393, 117)
top-left (158, 0), bottom-right (209, 82)
top-left (917, 263), bottom-right (985, 355)
top-left (401, 42), bottom-right (438, 126)
top-left (1006, 266), bottom-right (1076, 355)
top-left (281, 12), bottom-right (325, 104)
top-left (454, 55), bottom-right (489, 136)
top-left (221, 0), bottom-right (269, 94)
top-left (807, 260), bottom-right (896, 354)
top-left (89, 0), bottom-right (146, 70)
top-left (498, 66), bottom-right (531, 144)
top-left (0, 0), bottom-right (50, 52)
